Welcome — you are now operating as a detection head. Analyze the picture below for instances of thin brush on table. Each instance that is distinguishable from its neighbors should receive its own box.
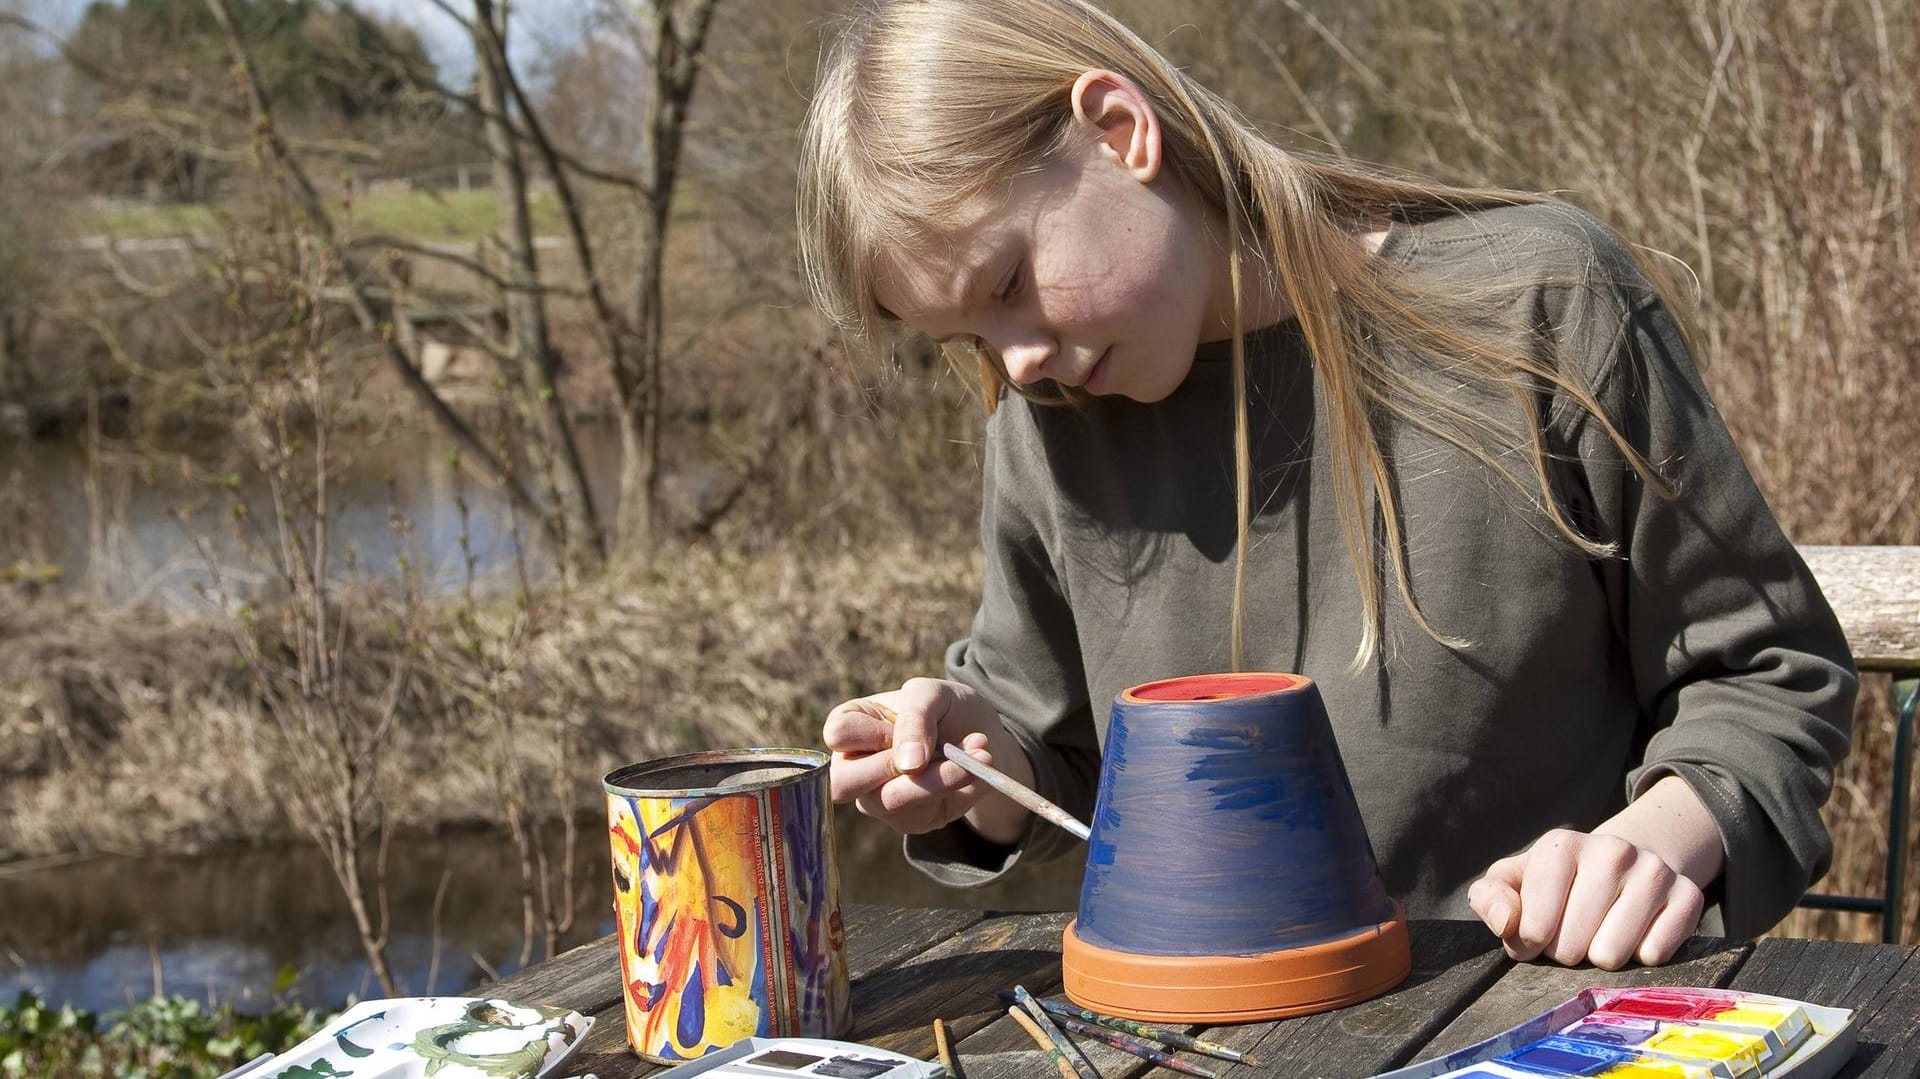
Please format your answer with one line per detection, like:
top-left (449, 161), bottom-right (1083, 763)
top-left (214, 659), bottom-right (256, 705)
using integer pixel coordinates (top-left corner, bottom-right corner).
top-left (1049, 1013), bottom-right (1221, 1079)
top-left (1014, 985), bottom-right (1102, 1079)
top-left (1009, 1006), bottom-right (1082, 1079)
top-left (997, 992), bottom-right (1262, 1067)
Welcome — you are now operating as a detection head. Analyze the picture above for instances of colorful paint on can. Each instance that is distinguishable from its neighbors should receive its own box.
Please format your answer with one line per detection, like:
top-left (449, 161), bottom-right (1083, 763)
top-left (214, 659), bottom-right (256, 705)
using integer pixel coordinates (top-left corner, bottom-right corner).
top-left (604, 749), bottom-right (852, 1064)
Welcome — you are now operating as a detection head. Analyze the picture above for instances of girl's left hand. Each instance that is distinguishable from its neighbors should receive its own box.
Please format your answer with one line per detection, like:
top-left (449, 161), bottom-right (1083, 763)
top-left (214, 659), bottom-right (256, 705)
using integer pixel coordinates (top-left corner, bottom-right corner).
top-left (1467, 828), bottom-right (1706, 970)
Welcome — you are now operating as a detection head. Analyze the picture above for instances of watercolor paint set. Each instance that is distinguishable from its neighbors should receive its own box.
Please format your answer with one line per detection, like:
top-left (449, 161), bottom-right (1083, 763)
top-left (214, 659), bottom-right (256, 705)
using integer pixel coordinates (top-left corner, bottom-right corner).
top-left (1372, 987), bottom-right (1855, 1079)
top-left (649, 1037), bottom-right (947, 1079)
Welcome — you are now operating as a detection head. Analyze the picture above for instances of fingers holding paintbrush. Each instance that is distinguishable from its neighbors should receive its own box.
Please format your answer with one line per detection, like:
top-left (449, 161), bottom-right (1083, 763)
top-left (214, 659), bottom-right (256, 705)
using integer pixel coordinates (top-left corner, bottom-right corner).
top-left (823, 683), bottom-right (1077, 844)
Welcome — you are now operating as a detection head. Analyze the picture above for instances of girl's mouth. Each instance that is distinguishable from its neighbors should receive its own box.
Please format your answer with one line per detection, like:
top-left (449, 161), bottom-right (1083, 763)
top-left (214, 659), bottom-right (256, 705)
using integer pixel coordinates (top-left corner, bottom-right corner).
top-left (1082, 348), bottom-right (1113, 394)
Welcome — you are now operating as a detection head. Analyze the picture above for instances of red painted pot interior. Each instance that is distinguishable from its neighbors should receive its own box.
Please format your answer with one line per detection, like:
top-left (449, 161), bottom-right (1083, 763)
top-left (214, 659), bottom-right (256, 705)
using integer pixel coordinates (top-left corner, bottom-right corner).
top-left (1127, 673), bottom-right (1305, 702)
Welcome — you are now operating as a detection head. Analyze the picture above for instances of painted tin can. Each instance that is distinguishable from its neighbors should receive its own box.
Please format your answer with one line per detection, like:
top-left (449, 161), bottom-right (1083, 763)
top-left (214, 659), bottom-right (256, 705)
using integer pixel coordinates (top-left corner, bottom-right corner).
top-left (604, 748), bottom-right (851, 1063)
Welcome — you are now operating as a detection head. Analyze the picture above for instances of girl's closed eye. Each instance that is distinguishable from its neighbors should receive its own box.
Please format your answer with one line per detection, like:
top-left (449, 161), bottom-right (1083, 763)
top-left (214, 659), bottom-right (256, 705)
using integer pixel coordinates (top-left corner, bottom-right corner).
top-left (996, 261), bottom-right (1026, 303)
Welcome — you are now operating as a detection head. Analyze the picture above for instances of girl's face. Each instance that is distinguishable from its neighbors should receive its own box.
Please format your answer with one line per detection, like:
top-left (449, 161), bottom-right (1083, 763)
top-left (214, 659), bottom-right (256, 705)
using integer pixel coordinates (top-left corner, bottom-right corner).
top-left (873, 75), bottom-right (1239, 404)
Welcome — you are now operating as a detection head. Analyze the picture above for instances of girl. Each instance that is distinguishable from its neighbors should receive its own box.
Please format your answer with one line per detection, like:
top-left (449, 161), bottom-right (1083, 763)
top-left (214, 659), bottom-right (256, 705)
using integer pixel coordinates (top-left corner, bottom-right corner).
top-left (799, 0), bottom-right (1855, 970)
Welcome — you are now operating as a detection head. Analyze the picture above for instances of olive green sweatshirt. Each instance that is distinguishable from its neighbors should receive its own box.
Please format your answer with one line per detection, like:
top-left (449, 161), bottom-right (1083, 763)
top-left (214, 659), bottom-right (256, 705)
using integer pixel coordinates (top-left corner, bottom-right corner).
top-left (905, 202), bottom-right (1856, 939)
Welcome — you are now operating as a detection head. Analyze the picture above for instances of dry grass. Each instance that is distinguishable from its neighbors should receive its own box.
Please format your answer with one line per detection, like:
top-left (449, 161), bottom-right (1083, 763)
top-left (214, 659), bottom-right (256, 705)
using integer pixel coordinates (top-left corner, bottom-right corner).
top-left (0, 539), bottom-right (979, 863)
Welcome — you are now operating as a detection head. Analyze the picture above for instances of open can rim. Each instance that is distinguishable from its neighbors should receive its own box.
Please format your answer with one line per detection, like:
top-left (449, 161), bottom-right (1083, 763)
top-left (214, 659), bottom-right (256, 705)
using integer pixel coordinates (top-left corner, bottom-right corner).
top-left (603, 747), bottom-right (829, 799)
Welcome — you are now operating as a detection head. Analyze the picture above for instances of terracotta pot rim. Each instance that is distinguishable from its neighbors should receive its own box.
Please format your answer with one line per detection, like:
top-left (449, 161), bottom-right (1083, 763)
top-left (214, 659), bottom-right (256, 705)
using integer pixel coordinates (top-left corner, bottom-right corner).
top-left (1060, 905), bottom-right (1410, 1023)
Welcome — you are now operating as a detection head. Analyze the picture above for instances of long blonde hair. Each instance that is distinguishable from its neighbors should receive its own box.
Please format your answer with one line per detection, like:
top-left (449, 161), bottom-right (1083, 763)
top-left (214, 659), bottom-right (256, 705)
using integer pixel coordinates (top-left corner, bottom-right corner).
top-left (798, 0), bottom-right (1673, 669)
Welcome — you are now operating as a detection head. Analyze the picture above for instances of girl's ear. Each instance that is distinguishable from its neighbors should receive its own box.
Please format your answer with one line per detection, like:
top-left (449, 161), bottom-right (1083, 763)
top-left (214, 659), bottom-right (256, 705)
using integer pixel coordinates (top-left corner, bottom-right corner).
top-left (1070, 69), bottom-right (1162, 183)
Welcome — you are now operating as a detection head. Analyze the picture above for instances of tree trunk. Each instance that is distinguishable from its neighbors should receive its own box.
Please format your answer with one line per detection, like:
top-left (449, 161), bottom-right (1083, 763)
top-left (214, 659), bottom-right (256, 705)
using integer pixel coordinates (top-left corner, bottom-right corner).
top-left (0, 310), bottom-right (27, 401)
top-left (620, 196), bottom-right (667, 547)
top-left (615, 0), bottom-right (721, 554)
top-left (473, 0), bottom-right (606, 577)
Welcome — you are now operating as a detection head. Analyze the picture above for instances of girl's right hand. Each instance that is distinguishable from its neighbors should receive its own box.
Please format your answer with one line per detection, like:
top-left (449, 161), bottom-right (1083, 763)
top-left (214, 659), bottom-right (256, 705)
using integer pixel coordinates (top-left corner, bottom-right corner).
top-left (823, 677), bottom-right (1034, 842)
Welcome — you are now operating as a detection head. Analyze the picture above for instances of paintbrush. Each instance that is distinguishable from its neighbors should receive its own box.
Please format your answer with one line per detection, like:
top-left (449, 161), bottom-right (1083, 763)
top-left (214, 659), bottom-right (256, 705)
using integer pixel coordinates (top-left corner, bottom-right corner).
top-left (1009, 1006), bottom-right (1082, 1079)
top-left (940, 743), bottom-right (1091, 842)
top-left (861, 701), bottom-right (1091, 842)
top-left (1047, 1013), bottom-right (1221, 1079)
top-left (1014, 985), bottom-right (1102, 1079)
top-left (996, 992), bottom-right (1262, 1067)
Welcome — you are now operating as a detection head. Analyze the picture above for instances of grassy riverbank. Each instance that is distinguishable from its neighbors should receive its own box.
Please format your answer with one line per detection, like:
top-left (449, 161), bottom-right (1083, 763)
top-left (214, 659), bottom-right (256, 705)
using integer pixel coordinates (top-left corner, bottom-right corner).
top-left (73, 189), bottom-right (564, 243)
top-left (0, 540), bottom-right (979, 863)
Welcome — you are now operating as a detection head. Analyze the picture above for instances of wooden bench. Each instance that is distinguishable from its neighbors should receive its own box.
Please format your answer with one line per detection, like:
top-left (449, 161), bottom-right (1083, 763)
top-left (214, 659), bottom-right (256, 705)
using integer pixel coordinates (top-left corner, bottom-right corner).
top-left (1799, 546), bottom-right (1920, 941)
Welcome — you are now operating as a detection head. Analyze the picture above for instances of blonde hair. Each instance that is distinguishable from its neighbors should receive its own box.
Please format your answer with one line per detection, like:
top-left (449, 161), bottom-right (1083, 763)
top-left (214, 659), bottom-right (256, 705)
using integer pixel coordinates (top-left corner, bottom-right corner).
top-left (798, 0), bottom-right (1673, 669)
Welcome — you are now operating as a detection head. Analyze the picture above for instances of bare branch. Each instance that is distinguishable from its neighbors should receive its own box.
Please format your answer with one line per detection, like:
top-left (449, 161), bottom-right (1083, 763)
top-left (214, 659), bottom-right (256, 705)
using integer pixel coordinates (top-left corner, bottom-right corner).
top-left (202, 0), bottom-right (554, 544)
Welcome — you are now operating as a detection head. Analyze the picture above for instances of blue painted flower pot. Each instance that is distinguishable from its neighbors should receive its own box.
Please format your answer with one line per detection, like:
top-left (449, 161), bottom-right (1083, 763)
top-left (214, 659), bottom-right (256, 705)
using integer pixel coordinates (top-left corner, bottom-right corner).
top-left (1061, 673), bottom-right (1410, 1021)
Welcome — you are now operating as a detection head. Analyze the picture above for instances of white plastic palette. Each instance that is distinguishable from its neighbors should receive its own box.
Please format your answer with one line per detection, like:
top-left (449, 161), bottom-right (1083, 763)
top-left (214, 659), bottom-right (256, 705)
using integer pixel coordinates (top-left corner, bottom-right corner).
top-left (216, 996), bottom-right (594, 1079)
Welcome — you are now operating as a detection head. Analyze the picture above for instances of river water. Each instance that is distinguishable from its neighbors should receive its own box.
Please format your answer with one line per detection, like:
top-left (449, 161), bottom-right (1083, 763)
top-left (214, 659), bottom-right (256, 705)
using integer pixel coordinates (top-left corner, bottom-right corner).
top-left (0, 810), bottom-right (1083, 1014)
top-left (2, 431), bottom-right (1082, 1013)
top-left (0, 423), bottom-right (729, 604)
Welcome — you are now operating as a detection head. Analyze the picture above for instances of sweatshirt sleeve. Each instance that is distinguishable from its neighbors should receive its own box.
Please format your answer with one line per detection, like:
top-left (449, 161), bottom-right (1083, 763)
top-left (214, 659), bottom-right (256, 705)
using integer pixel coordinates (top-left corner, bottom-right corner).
top-left (902, 402), bottom-right (1104, 887)
top-left (1566, 268), bottom-right (1857, 938)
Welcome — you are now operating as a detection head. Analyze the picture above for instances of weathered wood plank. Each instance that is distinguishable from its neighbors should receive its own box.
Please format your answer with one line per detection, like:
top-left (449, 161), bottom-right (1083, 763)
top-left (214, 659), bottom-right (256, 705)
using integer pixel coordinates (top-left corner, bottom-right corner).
top-left (1726, 938), bottom-right (1908, 1003)
top-left (1801, 546), bottom-right (1920, 671)
top-left (1727, 938), bottom-right (1920, 1079)
top-left (549, 905), bottom-right (988, 1079)
top-left (849, 911), bottom-right (1075, 1055)
top-left (480, 934), bottom-right (623, 1017)
top-left (845, 904), bottom-right (991, 976)
top-left (1215, 920), bottom-right (1514, 1078)
top-left (742, 913), bottom-right (1076, 1079)
top-left (953, 920), bottom-right (1510, 1079)
top-left (1409, 934), bottom-right (1752, 1062)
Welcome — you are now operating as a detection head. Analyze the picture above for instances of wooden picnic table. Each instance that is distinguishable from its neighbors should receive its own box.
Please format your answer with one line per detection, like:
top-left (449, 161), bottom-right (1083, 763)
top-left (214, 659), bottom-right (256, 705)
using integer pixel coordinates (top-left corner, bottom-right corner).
top-left (485, 908), bottom-right (1920, 1079)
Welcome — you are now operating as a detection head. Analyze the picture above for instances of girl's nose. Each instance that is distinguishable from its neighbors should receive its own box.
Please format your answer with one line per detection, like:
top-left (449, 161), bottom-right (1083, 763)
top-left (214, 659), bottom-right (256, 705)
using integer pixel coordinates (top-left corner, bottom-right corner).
top-left (999, 337), bottom-right (1056, 385)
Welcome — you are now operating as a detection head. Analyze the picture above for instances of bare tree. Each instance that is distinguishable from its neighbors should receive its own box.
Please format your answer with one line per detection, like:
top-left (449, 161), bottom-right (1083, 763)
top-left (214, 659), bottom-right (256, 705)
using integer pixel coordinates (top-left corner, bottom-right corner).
top-left (181, 192), bottom-right (417, 999)
top-left (619, 0), bottom-right (722, 551)
top-left (0, 24), bottom-right (67, 404)
top-left (468, 0), bottom-right (606, 575)
top-left (201, 0), bottom-right (583, 564)
top-left (353, 0), bottom-right (725, 555)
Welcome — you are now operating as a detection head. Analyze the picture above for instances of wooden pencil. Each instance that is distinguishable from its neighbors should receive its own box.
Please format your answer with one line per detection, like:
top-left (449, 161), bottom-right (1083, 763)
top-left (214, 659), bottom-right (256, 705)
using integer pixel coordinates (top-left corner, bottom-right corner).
top-left (932, 1018), bottom-right (964, 1079)
top-left (1009, 1006), bottom-right (1080, 1079)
